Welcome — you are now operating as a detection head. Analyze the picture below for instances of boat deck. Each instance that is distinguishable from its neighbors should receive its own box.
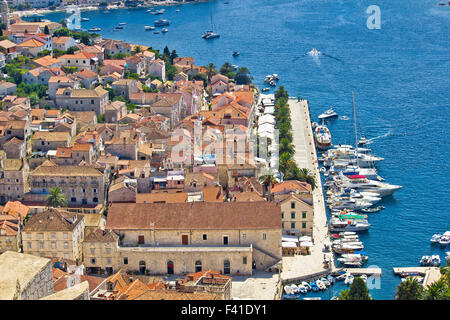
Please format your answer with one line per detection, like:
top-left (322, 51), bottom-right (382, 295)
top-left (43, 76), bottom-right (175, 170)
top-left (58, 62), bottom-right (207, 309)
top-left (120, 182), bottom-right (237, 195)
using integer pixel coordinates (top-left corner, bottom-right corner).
top-left (393, 267), bottom-right (439, 276)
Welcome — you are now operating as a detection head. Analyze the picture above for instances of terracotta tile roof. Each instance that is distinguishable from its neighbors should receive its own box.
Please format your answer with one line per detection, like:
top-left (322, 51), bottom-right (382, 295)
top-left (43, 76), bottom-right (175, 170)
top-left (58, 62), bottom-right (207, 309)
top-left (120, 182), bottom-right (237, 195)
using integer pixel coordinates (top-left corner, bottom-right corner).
top-left (33, 55), bottom-right (61, 67)
top-left (33, 131), bottom-right (70, 142)
top-left (59, 52), bottom-right (96, 60)
top-left (17, 38), bottom-right (45, 48)
top-left (31, 109), bottom-right (46, 117)
top-left (2, 201), bottom-right (29, 222)
top-left (55, 147), bottom-right (72, 158)
top-left (202, 186), bottom-right (223, 202)
top-left (0, 39), bottom-right (16, 49)
top-left (233, 191), bottom-right (265, 202)
top-left (54, 274), bottom-right (105, 293)
top-left (116, 279), bottom-right (151, 300)
top-left (106, 270), bottom-right (131, 292)
top-left (52, 36), bottom-right (71, 45)
top-left (136, 192), bottom-right (188, 204)
top-left (72, 143), bottom-right (92, 151)
top-left (52, 268), bottom-right (67, 281)
top-left (22, 209), bottom-right (83, 232)
top-left (0, 220), bottom-right (19, 236)
top-left (75, 69), bottom-right (98, 79)
top-left (106, 202), bottom-right (281, 230)
top-left (31, 164), bottom-right (103, 177)
top-left (84, 229), bottom-right (118, 242)
top-left (3, 159), bottom-right (23, 171)
top-left (133, 289), bottom-right (219, 300)
top-left (271, 180), bottom-right (312, 194)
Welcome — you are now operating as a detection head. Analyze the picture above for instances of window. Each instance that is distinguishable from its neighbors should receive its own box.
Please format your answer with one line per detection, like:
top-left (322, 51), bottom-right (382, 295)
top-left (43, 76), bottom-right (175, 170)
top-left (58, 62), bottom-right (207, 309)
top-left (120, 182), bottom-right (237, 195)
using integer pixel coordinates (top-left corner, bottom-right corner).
top-left (223, 236), bottom-right (228, 245)
top-left (39, 242), bottom-right (44, 249)
top-left (90, 258), bottom-right (96, 264)
top-left (106, 248), bottom-right (111, 254)
top-left (291, 212), bottom-right (295, 219)
top-left (90, 248), bottom-right (95, 254)
top-left (64, 242), bottom-right (68, 249)
top-left (243, 257), bottom-right (247, 265)
top-left (27, 233), bottom-right (31, 239)
top-left (262, 233), bottom-right (267, 240)
top-left (51, 242), bottom-right (56, 249)
top-left (291, 202), bottom-right (295, 209)
top-left (93, 188), bottom-right (97, 193)
top-left (195, 260), bottom-right (202, 272)
top-left (64, 254), bottom-right (69, 259)
top-left (167, 261), bottom-right (174, 274)
top-left (281, 212), bottom-right (284, 219)
top-left (51, 233), bottom-right (55, 239)
top-left (107, 258), bottom-right (111, 264)
top-left (291, 222), bottom-right (295, 229)
top-left (93, 197), bottom-right (98, 203)
top-left (71, 197), bottom-right (76, 203)
top-left (123, 257), bottom-right (128, 265)
top-left (224, 260), bottom-right (230, 274)
top-left (302, 222), bottom-right (307, 229)
top-left (38, 233), bottom-right (43, 239)
top-left (242, 233), bottom-right (246, 239)
top-left (27, 242), bottom-right (31, 249)
top-left (302, 211), bottom-right (307, 219)
top-left (64, 233), bottom-right (68, 239)
top-left (202, 234), bottom-right (207, 241)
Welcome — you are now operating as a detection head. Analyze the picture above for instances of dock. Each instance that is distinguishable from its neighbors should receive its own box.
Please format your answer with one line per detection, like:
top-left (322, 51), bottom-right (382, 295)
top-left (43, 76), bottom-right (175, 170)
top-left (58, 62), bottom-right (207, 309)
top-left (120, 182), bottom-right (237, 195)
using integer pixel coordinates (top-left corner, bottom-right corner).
top-left (280, 98), bottom-right (335, 282)
top-left (393, 267), bottom-right (442, 287)
top-left (341, 268), bottom-right (383, 276)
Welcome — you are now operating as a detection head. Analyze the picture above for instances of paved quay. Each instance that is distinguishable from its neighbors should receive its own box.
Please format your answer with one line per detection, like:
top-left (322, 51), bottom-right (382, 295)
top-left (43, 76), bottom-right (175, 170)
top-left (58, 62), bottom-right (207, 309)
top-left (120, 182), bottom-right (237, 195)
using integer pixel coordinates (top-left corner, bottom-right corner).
top-left (280, 98), bottom-right (335, 282)
top-left (231, 271), bottom-right (280, 300)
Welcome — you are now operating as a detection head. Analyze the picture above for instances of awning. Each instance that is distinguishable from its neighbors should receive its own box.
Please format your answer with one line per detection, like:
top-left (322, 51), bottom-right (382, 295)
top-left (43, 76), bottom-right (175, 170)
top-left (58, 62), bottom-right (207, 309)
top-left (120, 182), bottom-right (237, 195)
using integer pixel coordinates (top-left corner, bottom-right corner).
top-left (348, 175), bottom-right (366, 179)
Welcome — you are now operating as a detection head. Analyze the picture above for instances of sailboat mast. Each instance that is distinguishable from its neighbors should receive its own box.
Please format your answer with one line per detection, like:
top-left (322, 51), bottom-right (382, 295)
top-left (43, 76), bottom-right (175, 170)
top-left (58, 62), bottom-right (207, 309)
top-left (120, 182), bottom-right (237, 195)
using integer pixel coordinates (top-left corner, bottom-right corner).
top-left (352, 91), bottom-right (359, 166)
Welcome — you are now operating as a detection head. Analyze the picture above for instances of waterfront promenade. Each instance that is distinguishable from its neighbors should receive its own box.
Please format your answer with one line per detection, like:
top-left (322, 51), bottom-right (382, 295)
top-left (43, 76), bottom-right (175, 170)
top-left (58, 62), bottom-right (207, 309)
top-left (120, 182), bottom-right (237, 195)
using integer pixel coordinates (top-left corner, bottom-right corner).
top-left (280, 98), bottom-right (334, 282)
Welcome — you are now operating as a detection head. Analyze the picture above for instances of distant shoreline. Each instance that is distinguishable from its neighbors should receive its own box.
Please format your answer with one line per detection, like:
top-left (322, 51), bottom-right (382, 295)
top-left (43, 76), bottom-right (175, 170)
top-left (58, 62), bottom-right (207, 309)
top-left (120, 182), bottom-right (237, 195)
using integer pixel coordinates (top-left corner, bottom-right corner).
top-left (12, 0), bottom-right (210, 17)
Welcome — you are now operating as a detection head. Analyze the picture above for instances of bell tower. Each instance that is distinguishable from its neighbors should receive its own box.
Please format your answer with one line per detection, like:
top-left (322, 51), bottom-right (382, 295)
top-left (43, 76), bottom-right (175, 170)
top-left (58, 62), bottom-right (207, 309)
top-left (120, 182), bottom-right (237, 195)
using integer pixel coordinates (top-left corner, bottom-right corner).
top-left (1, 0), bottom-right (9, 31)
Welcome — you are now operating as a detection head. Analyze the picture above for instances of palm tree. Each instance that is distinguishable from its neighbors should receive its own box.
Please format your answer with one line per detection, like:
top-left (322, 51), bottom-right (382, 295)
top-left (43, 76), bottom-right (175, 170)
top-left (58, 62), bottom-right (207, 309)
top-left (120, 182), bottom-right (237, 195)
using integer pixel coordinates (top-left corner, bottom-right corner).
top-left (279, 138), bottom-right (294, 156)
top-left (422, 279), bottom-right (447, 300)
top-left (45, 187), bottom-right (68, 208)
top-left (258, 171), bottom-right (278, 201)
top-left (279, 152), bottom-right (294, 176)
top-left (205, 63), bottom-right (217, 83)
top-left (395, 278), bottom-right (423, 300)
top-left (297, 167), bottom-right (316, 190)
top-left (336, 288), bottom-right (350, 300)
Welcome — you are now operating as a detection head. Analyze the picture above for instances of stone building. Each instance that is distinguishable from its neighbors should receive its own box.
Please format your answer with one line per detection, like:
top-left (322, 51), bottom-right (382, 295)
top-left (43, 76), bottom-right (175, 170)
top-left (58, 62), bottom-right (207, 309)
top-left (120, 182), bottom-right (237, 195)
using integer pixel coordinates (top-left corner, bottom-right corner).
top-left (28, 162), bottom-right (106, 206)
top-left (22, 209), bottom-right (85, 263)
top-left (83, 229), bottom-right (119, 275)
top-left (55, 86), bottom-right (109, 116)
top-left (0, 251), bottom-right (53, 300)
top-left (275, 193), bottom-right (314, 236)
top-left (0, 158), bottom-right (30, 204)
top-left (94, 202), bottom-right (281, 276)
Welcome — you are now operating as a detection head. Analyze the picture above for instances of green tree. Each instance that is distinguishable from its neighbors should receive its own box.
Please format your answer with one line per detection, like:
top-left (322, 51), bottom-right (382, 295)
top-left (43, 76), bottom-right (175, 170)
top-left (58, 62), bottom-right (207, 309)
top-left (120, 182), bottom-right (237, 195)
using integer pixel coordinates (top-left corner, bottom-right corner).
top-left (347, 277), bottom-right (371, 300)
top-left (235, 67), bottom-right (252, 85)
top-left (44, 25), bottom-right (50, 35)
top-left (205, 63), bottom-right (217, 83)
top-left (170, 50), bottom-right (178, 64)
top-left (219, 62), bottom-right (234, 76)
top-left (295, 167), bottom-right (316, 189)
top-left (258, 171), bottom-right (278, 201)
top-left (336, 288), bottom-right (350, 300)
top-left (395, 278), bottom-right (424, 300)
top-left (45, 187), bottom-right (68, 208)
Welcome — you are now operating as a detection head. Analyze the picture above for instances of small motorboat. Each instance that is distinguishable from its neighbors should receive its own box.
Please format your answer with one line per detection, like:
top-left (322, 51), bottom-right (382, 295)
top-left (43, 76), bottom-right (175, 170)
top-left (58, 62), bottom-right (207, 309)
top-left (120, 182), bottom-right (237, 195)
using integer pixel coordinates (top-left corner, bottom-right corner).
top-left (344, 273), bottom-right (354, 285)
top-left (162, 28), bottom-right (169, 33)
top-left (176, 9), bottom-right (180, 12)
top-left (430, 255), bottom-right (441, 266)
top-left (113, 27), bottom-right (122, 31)
top-left (327, 275), bottom-right (335, 285)
top-left (145, 26), bottom-right (155, 31)
top-left (420, 255), bottom-right (431, 266)
top-left (358, 136), bottom-right (370, 146)
top-left (81, 18), bottom-right (89, 22)
top-left (284, 285), bottom-right (293, 295)
top-left (261, 88), bottom-right (270, 92)
top-left (301, 281), bottom-right (311, 291)
top-left (88, 27), bottom-right (101, 32)
top-left (272, 74), bottom-right (279, 80)
top-left (431, 234), bottom-right (442, 244)
top-left (335, 273), bottom-right (347, 281)
top-left (308, 48), bottom-right (321, 57)
top-left (264, 75), bottom-right (273, 83)
top-left (316, 280), bottom-right (327, 290)
top-left (232, 51), bottom-right (240, 57)
top-left (320, 277), bottom-right (330, 287)
top-left (290, 284), bottom-right (299, 294)
top-left (360, 206), bottom-right (385, 213)
top-left (341, 116), bottom-right (349, 120)
top-left (320, 167), bottom-right (326, 173)
top-left (309, 281), bottom-right (319, 292)
top-left (318, 108), bottom-right (338, 120)
top-left (269, 80), bottom-right (276, 87)
top-left (298, 285), bottom-right (308, 294)
top-left (439, 232), bottom-right (450, 246)
top-left (119, 22), bottom-right (126, 25)
top-left (153, 31), bottom-right (160, 34)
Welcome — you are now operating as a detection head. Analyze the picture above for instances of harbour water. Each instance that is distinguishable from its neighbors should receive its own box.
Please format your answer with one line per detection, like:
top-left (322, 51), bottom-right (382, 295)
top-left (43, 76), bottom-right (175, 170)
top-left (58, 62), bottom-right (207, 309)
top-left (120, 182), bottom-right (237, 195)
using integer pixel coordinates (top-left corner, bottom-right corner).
top-left (41, 0), bottom-right (450, 299)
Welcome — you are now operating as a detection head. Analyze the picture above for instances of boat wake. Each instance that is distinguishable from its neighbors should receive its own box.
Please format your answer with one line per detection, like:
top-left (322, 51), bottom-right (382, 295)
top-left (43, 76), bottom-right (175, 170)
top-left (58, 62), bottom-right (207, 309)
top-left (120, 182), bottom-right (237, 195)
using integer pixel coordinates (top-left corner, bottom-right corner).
top-left (363, 129), bottom-right (394, 145)
top-left (291, 49), bottom-right (343, 64)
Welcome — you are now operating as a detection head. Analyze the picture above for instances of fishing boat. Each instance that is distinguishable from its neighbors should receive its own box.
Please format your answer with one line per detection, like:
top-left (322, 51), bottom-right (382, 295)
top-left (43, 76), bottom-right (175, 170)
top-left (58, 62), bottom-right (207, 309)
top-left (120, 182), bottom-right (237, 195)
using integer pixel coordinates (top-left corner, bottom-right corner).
top-left (314, 125), bottom-right (332, 150)
top-left (430, 234), bottom-right (442, 244)
top-left (318, 107), bottom-right (338, 120)
top-left (162, 28), bottom-right (169, 33)
top-left (232, 51), bottom-right (240, 57)
top-left (145, 26), bottom-right (155, 31)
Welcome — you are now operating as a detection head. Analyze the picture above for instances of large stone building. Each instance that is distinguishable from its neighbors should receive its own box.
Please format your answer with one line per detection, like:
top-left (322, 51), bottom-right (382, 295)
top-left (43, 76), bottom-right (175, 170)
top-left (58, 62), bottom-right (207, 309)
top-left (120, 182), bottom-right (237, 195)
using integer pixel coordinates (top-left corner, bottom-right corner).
top-left (27, 162), bottom-right (107, 206)
top-left (55, 86), bottom-right (109, 115)
top-left (86, 202), bottom-right (281, 276)
top-left (22, 209), bottom-right (85, 263)
top-left (0, 251), bottom-right (53, 300)
top-left (275, 193), bottom-right (314, 236)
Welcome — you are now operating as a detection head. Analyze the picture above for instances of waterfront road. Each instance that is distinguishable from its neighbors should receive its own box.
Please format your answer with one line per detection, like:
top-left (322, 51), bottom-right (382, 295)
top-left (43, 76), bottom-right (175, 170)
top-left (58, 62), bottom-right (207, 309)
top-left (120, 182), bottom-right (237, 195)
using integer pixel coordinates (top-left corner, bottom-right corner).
top-left (280, 99), bottom-right (335, 282)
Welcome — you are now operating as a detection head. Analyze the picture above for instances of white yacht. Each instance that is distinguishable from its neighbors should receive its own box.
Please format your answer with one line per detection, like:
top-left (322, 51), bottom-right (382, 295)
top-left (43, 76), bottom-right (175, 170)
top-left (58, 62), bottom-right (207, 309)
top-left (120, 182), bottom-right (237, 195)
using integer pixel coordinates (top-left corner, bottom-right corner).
top-left (430, 234), bottom-right (442, 243)
top-left (318, 107), bottom-right (338, 120)
top-left (315, 125), bottom-right (332, 150)
top-left (329, 218), bottom-right (370, 232)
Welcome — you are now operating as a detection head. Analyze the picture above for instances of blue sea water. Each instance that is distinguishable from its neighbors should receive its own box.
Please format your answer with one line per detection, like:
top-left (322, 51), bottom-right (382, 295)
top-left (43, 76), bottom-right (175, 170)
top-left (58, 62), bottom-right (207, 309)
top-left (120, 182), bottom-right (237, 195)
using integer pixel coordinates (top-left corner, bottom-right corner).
top-left (41, 0), bottom-right (450, 299)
